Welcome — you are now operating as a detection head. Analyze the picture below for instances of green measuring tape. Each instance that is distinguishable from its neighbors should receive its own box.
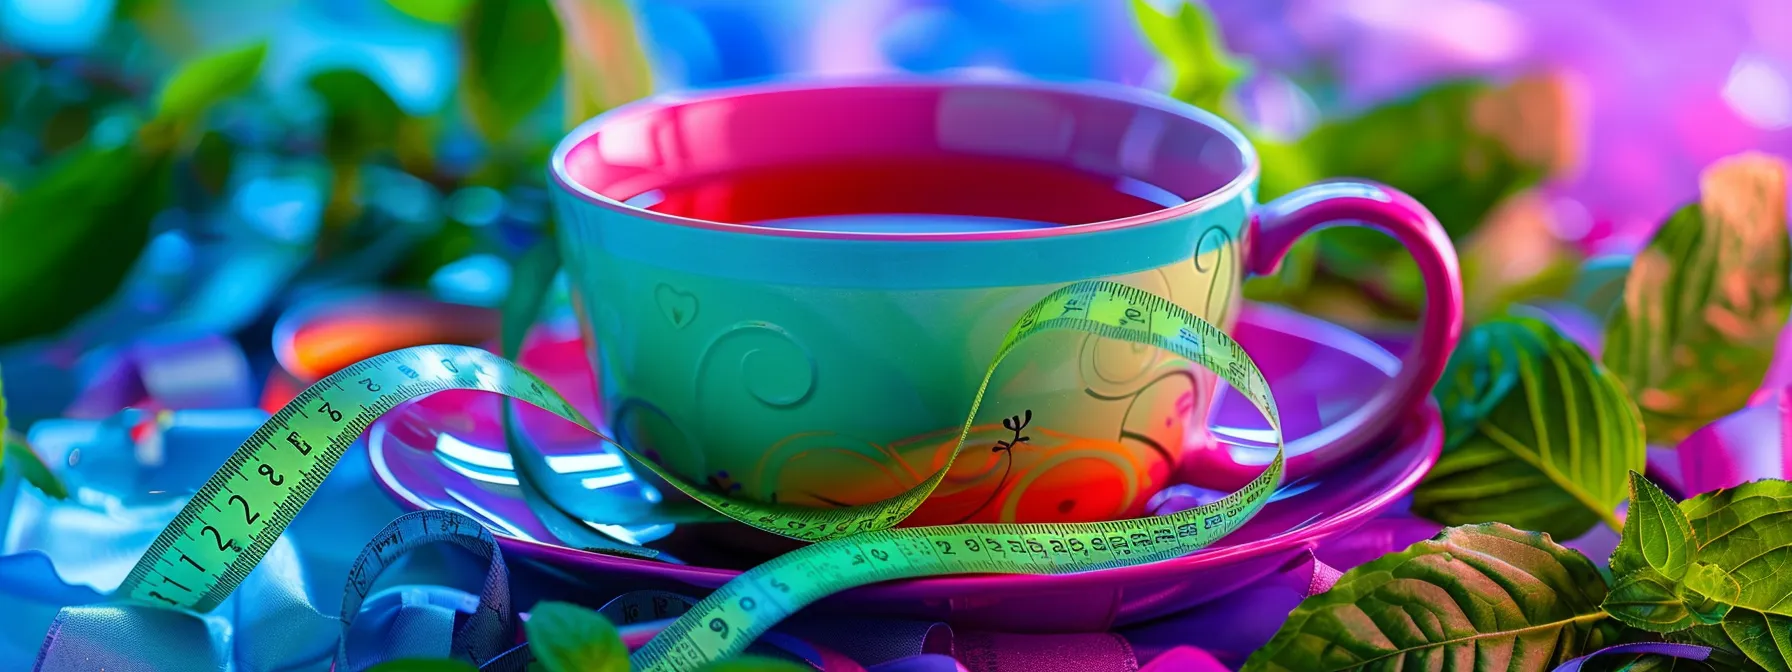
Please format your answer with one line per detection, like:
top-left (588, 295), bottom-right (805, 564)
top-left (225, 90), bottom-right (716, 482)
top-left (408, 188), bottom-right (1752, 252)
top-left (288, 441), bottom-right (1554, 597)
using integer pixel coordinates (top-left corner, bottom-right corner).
top-left (111, 279), bottom-right (1284, 671)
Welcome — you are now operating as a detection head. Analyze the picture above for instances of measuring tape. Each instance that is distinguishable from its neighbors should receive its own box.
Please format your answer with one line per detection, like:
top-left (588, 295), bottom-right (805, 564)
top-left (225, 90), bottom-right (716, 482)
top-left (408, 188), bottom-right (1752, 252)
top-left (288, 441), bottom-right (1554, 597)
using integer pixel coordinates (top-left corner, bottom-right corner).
top-left (108, 279), bottom-right (1283, 671)
top-left (335, 509), bottom-right (513, 669)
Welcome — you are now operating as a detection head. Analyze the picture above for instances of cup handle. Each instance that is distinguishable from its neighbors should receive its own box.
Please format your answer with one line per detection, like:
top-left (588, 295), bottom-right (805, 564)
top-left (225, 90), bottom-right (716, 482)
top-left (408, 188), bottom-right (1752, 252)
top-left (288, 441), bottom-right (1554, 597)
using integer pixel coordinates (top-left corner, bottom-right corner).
top-left (1246, 180), bottom-right (1463, 474)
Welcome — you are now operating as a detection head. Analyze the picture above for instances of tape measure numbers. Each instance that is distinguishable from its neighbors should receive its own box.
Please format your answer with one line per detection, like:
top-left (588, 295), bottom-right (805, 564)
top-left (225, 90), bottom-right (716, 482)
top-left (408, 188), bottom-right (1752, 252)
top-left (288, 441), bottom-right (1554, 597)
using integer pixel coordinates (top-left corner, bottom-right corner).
top-left (110, 280), bottom-right (1285, 671)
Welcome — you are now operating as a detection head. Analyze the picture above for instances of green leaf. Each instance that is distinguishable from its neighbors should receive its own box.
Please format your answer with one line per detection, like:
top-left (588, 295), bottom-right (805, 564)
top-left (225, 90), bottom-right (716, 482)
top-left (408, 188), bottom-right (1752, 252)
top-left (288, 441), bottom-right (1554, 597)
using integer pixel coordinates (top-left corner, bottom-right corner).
top-left (307, 69), bottom-right (406, 164)
top-left (366, 659), bottom-right (479, 672)
top-left (1571, 255), bottom-right (1634, 321)
top-left (1413, 317), bottom-right (1647, 538)
top-left (524, 601), bottom-right (627, 672)
top-left (190, 130), bottom-right (235, 197)
top-left (1241, 523), bottom-right (1621, 671)
top-left (1130, 0), bottom-right (1248, 113)
top-left (0, 140), bottom-right (173, 345)
top-left (156, 41), bottom-right (269, 121)
top-left (1302, 74), bottom-right (1575, 241)
top-left (1671, 479), bottom-right (1792, 670)
top-left (1681, 480), bottom-right (1792, 618)
top-left (459, 0), bottom-right (562, 144)
top-left (1605, 568), bottom-right (1706, 632)
top-left (387, 0), bottom-right (471, 24)
top-left (1604, 153), bottom-right (1791, 446)
top-left (692, 657), bottom-right (817, 672)
top-left (1720, 609), bottom-right (1792, 672)
top-left (1681, 562), bottom-right (1741, 623)
top-left (1613, 472), bottom-right (1697, 581)
top-left (4, 432), bottom-right (67, 500)
top-left (1602, 561), bottom-right (1734, 634)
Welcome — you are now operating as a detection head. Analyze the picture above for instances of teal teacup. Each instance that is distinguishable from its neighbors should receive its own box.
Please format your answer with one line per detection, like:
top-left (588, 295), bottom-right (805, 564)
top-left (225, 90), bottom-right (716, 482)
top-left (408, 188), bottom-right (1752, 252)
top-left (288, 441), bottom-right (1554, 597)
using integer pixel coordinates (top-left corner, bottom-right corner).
top-left (548, 77), bottom-right (1462, 525)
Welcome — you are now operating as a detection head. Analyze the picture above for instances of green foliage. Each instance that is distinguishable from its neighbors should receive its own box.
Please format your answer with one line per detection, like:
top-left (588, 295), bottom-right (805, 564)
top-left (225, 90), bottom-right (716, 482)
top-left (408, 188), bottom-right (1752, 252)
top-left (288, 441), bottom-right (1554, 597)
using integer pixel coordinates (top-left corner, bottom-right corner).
top-left (1301, 76), bottom-right (1568, 240)
top-left (1612, 472), bottom-right (1695, 581)
top-left (1132, 1), bottom-right (1578, 327)
top-left (0, 140), bottom-right (173, 344)
top-left (459, 0), bottom-right (564, 144)
top-left (387, 0), bottom-right (472, 25)
top-left (307, 69), bottom-right (407, 165)
top-left (525, 601), bottom-right (629, 672)
top-left (0, 366), bottom-right (66, 499)
top-left (1414, 316), bottom-right (1646, 537)
top-left (1241, 524), bottom-right (1621, 671)
top-left (1604, 154), bottom-right (1791, 446)
top-left (155, 40), bottom-right (268, 122)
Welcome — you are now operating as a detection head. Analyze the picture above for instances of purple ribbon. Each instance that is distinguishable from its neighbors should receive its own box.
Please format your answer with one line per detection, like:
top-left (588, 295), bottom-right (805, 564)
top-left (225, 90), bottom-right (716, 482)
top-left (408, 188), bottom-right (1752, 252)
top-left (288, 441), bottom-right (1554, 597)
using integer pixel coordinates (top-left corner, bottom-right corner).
top-left (1551, 642), bottom-right (1712, 671)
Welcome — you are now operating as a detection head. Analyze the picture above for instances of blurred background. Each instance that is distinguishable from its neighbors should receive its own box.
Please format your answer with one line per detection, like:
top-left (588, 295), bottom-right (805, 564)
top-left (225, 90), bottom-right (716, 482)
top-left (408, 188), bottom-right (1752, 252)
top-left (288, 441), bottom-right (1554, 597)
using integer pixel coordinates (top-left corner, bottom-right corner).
top-left (2, 0), bottom-right (1790, 427)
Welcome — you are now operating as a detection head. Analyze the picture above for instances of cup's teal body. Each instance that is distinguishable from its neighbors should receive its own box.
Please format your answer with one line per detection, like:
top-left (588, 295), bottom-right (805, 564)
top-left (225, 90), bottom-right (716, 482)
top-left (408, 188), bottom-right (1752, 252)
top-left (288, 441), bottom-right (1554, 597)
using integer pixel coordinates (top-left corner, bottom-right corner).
top-left (548, 77), bottom-right (1462, 525)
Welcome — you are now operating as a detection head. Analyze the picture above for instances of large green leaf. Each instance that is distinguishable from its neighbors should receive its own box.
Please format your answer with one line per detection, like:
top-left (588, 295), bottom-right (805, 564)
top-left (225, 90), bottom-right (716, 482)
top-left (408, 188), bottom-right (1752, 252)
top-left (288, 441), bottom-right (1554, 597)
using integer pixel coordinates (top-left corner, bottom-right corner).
top-left (0, 140), bottom-right (172, 345)
top-left (1604, 153), bottom-right (1791, 446)
top-left (1662, 479), bottom-right (1792, 670)
top-left (1681, 480), bottom-right (1792, 618)
top-left (1413, 317), bottom-right (1646, 538)
top-left (1241, 524), bottom-right (1621, 671)
top-left (156, 41), bottom-right (268, 121)
top-left (524, 601), bottom-right (627, 672)
top-left (459, 0), bottom-right (563, 144)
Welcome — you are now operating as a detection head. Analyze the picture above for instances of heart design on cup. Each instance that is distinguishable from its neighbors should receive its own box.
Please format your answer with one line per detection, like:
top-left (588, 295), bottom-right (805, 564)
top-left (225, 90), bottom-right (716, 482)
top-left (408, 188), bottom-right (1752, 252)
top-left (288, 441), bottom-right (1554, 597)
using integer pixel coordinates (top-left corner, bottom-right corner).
top-left (655, 284), bottom-right (699, 329)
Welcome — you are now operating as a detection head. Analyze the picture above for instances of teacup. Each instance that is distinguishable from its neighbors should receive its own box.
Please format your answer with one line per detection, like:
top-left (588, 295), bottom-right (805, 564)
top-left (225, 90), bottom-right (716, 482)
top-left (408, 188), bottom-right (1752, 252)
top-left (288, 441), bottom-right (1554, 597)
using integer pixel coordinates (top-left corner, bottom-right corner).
top-left (548, 77), bottom-right (1462, 525)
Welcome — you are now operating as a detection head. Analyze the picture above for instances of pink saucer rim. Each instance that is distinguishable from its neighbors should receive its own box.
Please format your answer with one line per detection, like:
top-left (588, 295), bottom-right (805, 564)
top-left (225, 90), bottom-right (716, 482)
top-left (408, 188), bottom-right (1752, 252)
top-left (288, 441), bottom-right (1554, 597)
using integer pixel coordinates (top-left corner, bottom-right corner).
top-left (366, 303), bottom-right (1442, 596)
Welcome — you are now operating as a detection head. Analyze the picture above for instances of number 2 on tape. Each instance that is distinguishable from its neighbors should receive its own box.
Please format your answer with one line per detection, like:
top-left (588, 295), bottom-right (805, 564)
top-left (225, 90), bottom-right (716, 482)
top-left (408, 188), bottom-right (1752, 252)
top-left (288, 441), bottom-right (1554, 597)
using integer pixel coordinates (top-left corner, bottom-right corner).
top-left (112, 280), bottom-right (1283, 672)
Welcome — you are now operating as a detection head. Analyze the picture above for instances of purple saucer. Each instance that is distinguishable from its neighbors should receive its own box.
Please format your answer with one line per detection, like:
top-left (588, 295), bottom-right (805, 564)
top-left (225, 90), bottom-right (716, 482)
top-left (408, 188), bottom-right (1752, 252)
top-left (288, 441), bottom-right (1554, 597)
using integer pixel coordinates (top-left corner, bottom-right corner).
top-left (368, 303), bottom-right (1441, 632)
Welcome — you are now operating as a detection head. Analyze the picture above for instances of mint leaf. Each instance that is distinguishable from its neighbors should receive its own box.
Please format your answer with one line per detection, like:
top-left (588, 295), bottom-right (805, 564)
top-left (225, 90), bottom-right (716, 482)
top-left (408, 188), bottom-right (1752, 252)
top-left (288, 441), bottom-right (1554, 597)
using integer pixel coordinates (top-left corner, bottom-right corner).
top-left (693, 657), bottom-right (816, 672)
top-left (366, 660), bottom-right (478, 672)
top-left (156, 41), bottom-right (268, 121)
top-left (4, 432), bottom-right (67, 500)
top-left (460, 0), bottom-right (562, 143)
top-left (1605, 152), bottom-right (1791, 446)
top-left (1414, 317), bottom-right (1646, 538)
top-left (1718, 610), bottom-right (1792, 672)
top-left (1675, 479), bottom-right (1792, 670)
top-left (1681, 480), bottom-right (1792, 617)
top-left (0, 140), bottom-right (173, 345)
top-left (1613, 472), bottom-right (1696, 581)
top-left (1605, 568), bottom-right (1705, 632)
top-left (524, 601), bottom-right (627, 672)
top-left (1601, 561), bottom-right (1732, 634)
top-left (1241, 524), bottom-right (1620, 670)
top-left (1680, 562), bottom-right (1740, 623)
top-left (1129, 0), bottom-right (1248, 113)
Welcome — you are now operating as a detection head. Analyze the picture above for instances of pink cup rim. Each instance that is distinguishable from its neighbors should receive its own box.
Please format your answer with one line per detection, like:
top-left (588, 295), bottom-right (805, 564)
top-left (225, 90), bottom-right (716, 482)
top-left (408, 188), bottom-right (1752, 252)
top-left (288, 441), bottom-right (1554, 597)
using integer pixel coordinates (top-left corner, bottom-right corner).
top-left (547, 74), bottom-right (1263, 243)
